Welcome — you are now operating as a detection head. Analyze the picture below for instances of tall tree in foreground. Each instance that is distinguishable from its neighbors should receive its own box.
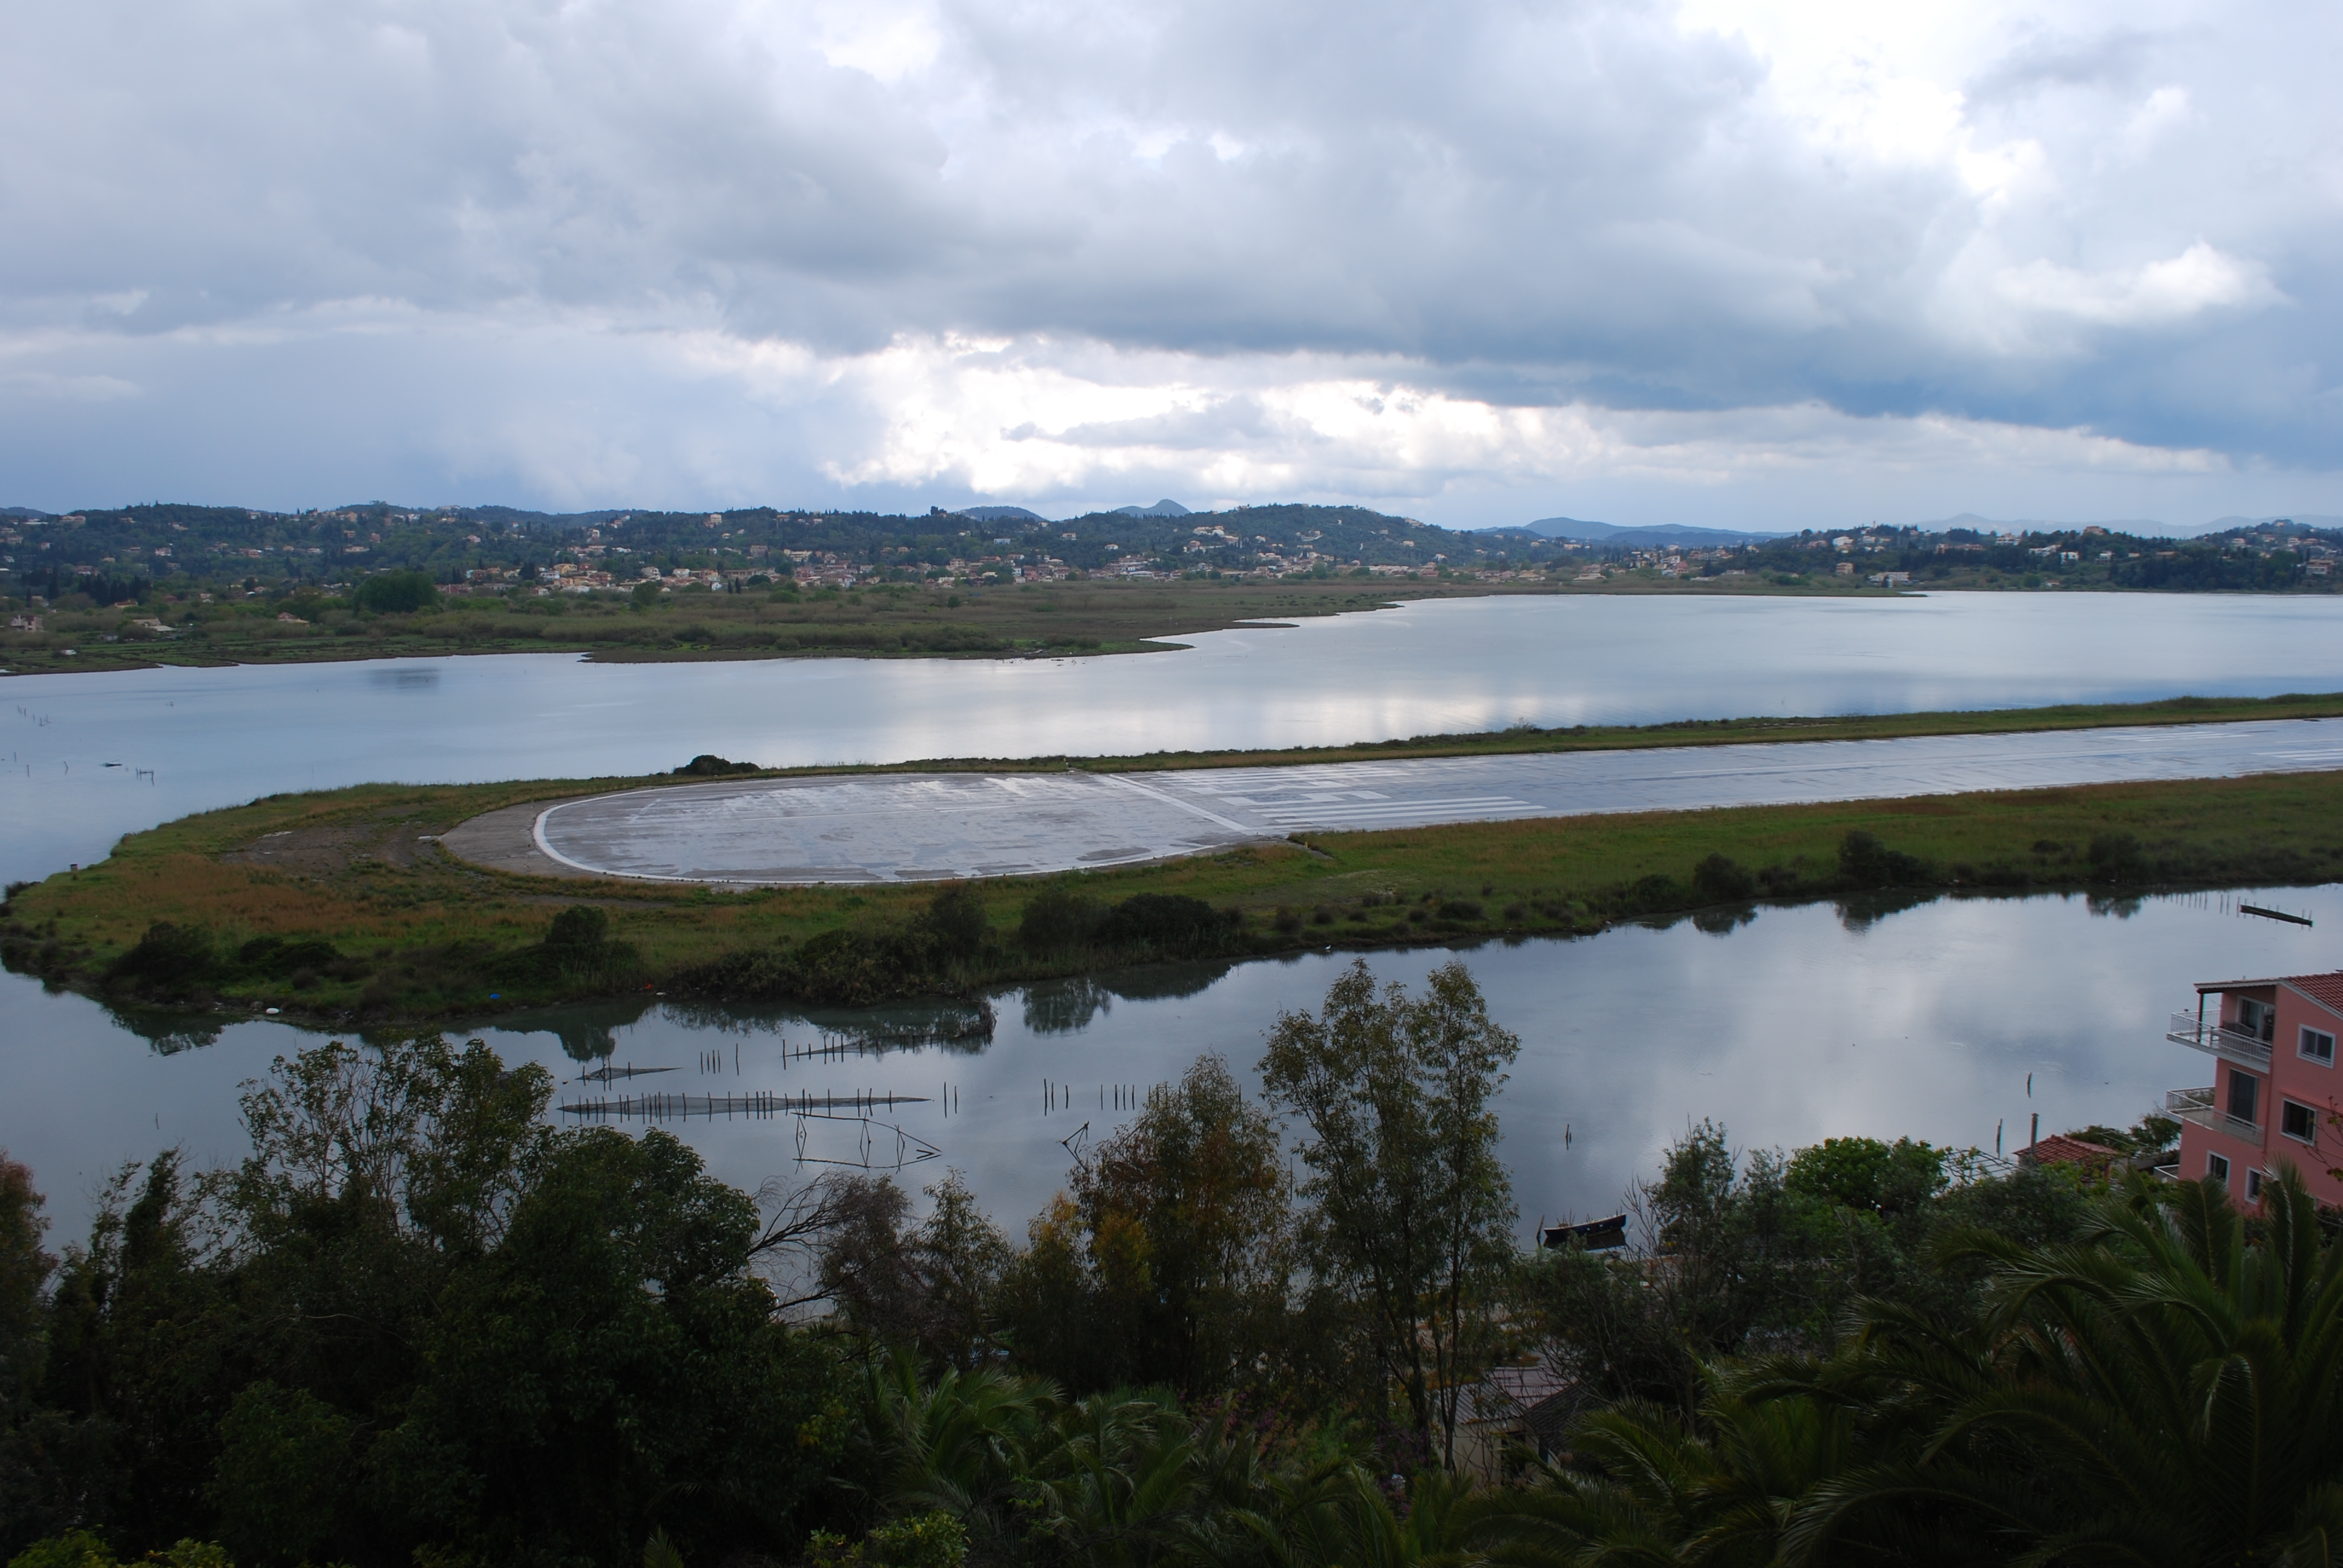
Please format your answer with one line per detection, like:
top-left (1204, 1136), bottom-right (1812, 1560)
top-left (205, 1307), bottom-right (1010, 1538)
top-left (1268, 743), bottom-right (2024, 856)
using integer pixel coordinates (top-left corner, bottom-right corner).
top-left (1260, 960), bottom-right (1519, 1466)
top-left (988, 1054), bottom-right (1294, 1396)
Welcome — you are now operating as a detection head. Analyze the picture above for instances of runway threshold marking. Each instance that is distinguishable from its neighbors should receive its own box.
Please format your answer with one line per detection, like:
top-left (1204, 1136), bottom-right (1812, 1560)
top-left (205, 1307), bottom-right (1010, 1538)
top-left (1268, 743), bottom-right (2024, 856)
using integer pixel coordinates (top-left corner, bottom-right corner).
top-left (1093, 772), bottom-right (1256, 834)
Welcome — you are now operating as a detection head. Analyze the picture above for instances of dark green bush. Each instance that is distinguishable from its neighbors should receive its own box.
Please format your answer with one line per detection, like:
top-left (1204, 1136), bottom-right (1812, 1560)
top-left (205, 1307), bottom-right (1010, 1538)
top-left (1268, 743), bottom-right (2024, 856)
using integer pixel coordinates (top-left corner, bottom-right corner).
top-left (107, 922), bottom-right (215, 993)
top-left (1019, 888), bottom-right (1105, 953)
top-left (545, 905), bottom-right (609, 952)
top-left (1691, 852), bottom-right (1757, 902)
top-left (2088, 831), bottom-right (2148, 881)
top-left (1783, 1135), bottom-right (1947, 1215)
top-left (234, 934), bottom-right (339, 977)
top-left (1838, 831), bottom-right (1930, 889)
top-left (351, 570), bottom-right (439, 613)
top-left (672, 754), bottom-right (759, 776)
top-left (787, 928), bottom-right (923, 1005)
top-left (1615, 874), bottom-right (1686, 915)
top-left (1098, 893), bottom-right (1233, 955)
top-left (917, 886), bottom-right (989, 963)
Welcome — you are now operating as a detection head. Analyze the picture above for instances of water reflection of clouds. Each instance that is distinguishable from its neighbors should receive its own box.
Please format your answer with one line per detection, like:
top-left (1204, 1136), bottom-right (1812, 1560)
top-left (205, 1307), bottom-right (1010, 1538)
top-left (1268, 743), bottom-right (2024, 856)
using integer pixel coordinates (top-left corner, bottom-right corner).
top-left (5, 883), bottom-right (2342, 1241)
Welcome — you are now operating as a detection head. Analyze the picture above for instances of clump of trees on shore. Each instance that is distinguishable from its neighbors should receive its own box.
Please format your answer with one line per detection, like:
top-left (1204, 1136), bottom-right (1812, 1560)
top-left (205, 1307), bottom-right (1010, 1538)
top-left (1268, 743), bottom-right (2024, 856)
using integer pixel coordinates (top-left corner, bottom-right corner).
top-left (5, 963), bottom-right (2339, 1568)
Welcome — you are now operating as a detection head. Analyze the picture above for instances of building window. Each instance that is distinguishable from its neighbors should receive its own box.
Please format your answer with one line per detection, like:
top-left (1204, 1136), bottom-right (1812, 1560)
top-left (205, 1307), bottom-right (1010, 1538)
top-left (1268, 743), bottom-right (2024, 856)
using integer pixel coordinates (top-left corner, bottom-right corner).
top-left (2227, 1069), bottom-right (2260, 1126)
top-left (2208, 1152), bottom-right (2230, 1182)
top-left (2247, 1169), bottom-right (2266, 1202)
top-left (2282, 1100), bottom-right (2319, 1143)
top-left (2305, 1027), bottom-right (2337, 1065)
top-left (2237, 999), bottom-right (2276, 1042)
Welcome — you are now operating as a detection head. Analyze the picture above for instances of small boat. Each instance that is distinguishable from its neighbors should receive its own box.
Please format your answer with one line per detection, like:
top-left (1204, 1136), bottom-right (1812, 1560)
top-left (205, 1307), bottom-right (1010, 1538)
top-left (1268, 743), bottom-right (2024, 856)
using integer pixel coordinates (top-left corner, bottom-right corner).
top-left (1539, 1214), bottom-right (1627, 1251)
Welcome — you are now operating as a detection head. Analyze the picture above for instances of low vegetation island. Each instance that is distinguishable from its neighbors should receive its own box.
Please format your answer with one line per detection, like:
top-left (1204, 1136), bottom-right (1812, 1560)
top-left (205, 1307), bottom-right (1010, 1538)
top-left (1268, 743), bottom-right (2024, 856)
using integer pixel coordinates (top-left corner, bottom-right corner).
top-left (6, 693), bottom-right (2341, 1027)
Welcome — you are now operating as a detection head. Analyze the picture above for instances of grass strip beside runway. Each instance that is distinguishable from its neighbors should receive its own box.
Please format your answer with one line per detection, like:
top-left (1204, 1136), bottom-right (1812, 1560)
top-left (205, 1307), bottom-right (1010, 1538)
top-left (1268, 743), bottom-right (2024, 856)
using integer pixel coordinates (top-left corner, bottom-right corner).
top-left (7, 759), bottom-right (2340, 1023)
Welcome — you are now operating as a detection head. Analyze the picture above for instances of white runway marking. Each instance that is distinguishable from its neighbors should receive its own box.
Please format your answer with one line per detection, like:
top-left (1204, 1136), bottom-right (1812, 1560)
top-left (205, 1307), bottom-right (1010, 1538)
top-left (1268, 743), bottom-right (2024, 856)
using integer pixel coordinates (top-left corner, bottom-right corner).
top-left (522, 717), bottom-right (2343, 885)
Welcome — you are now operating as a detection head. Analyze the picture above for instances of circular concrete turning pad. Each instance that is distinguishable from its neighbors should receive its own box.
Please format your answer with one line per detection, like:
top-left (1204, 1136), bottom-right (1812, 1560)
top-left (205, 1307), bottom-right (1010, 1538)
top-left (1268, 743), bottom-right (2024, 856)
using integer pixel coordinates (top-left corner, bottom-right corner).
top-left (531, 771), bottom-right (1259, 884)
top-left (441, 717), bottom-right (2343, 887)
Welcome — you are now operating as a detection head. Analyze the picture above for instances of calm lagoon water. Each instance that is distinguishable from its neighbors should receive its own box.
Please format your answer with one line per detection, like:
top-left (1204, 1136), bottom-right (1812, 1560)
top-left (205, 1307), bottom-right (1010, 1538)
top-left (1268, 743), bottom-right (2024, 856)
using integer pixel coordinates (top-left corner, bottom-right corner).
top-left (5, 884), bottom-right (2335, 1240)
top-left (5, 590), bottom-right (2341, 1236)
top-left (6, 591), bottom-right (2343, 886)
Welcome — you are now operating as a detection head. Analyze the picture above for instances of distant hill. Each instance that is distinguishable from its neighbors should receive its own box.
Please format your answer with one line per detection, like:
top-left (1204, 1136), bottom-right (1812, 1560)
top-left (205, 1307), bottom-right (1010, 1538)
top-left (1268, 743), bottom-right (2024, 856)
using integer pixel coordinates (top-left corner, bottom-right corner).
top-left (459, 505), bottom-right (635, 531)
top-left (1518, 515), bottom-right (1620, 539)
top-left (2200, 514), bottom-right (2343, 536)
top-left (1486, 517), bottom-right (1788, 546)
top-left (1909, 512), bottom-right (2340, 539)
top-left (1916, 512), bottom-right (2171, 537)
top-left (950, 500), bottom-right (1191, 523)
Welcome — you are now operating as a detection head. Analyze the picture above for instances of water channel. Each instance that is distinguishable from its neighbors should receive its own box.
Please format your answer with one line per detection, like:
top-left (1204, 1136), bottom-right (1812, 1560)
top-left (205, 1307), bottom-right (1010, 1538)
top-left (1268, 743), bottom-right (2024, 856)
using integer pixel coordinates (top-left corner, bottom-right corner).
top-left (4, 592), bottom-right (2340, 1236)
top-left (7, 590), bottom-right (2343, 886)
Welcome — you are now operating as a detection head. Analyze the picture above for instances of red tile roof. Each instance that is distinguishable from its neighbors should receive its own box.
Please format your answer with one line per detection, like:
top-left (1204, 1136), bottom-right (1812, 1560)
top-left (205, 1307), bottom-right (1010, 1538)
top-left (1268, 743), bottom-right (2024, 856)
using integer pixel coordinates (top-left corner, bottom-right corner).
top-left (2285, 973), bottom-right (2343, 1014)
top-left (2196, 972), bottom-right (2343, 1015)
top-left (2022, 1134), bottom-right (2122, 1169)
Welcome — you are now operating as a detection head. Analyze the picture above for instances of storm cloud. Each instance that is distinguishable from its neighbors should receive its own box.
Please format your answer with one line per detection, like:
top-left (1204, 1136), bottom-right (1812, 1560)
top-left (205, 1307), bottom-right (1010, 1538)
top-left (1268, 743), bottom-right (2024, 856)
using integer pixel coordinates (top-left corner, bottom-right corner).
top-left (0, 0), bottom-right (2333, 525)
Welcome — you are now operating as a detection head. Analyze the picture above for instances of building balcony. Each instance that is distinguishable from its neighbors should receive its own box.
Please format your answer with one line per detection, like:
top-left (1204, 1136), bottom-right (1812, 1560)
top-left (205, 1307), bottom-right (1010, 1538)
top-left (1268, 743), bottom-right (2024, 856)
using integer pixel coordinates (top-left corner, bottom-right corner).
top-left (2166, 1086), bottom-right (2260, 1143)
top-left (2167, 1012), bottom-right (2273, 1070)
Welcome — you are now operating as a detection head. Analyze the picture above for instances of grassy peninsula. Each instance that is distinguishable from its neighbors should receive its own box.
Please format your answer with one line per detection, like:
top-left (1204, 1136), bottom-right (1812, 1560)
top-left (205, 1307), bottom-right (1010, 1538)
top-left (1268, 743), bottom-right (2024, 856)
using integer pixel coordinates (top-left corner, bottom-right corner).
top-left (2, 575), bottom-right (1547, 677)
top-left (7, 693), bottom-right (2341, 1024)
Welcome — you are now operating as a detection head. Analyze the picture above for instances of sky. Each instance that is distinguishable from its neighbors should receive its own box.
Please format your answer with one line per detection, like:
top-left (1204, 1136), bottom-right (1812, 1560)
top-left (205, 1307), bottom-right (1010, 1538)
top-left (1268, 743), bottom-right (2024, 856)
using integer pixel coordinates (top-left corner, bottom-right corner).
top-left (1, 0), bottom-right (2337, 531)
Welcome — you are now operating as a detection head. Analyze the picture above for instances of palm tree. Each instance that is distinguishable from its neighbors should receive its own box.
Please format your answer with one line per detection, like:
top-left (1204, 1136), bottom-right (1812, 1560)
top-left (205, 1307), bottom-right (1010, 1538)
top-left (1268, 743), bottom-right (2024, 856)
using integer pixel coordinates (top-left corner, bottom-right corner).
top-left (1020, 1390), bottom-right (1204, 1567)
top-left (847, 1350), bottom-right (1055, 1548)
top-left (1758, 1166), bottom-right (2343, 1566)
top-left (1494, 1392), bottom-right (1865, 1568)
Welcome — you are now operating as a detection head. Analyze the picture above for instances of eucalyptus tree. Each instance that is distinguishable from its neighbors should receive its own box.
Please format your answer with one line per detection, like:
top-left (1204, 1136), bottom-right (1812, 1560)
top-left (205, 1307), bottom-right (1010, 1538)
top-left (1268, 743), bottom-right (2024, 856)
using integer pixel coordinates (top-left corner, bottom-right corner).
top-left (991, 1056), bottom-right (1294, 1397)
top-left (1260, 960), bottom-right (1520, 1467)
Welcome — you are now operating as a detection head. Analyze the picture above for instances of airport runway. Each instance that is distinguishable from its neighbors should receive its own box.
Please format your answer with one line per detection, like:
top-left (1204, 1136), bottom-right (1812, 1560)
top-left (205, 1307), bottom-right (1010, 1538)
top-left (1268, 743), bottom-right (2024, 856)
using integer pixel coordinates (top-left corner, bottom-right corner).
top-left (453, 717), bottom-right (2343, 885)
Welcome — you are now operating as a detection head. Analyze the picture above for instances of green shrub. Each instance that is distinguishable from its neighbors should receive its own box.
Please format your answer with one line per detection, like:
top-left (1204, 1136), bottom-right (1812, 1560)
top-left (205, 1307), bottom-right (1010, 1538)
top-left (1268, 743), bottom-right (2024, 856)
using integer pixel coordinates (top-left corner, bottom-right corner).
top-left (1019, 888), bottom-right (1104, 953)
top-left (107, 922), bottom-right (215, 993)
top-left (786, 928), bottom-right (925, 1006)
top-left (352, 570), bottom-right (439, 613)
top-left (1784, 1136), bottom-right (1946, 1215)
top-left (2087, 831), bottom-right (2148, 881)
top-left (234, 934), bottom-right (339, 978)
top-left (917, 886), bottom-right (989, 962)
top-left (7, 1535), bottom-right (232, 1568)
top-left (545, 905), bottom-right (609, 952)
top-left (867, 1514), bottom-right (968, 1568)
top-left (1837, 831), bottom-right (1930, 889)
top-left (1098, 893), bottom-right (1232, 954)
top-left (1690, 852), bottom-right (1757, 902)
top-left (806, 1512), bottom-right (968, 1568)
top-left (212, 1381), bottom-right (352, 1563)
top-left (7, 1531), bottom-right (115, 1568)
top-left (1614, 874), bottom-right (1685, 915)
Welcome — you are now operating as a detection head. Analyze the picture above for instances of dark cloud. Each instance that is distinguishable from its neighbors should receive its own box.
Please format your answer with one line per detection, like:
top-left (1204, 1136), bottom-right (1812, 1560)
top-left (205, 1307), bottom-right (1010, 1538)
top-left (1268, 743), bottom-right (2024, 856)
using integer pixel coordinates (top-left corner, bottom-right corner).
top-left (0, 0), bottom-right (2334, 520)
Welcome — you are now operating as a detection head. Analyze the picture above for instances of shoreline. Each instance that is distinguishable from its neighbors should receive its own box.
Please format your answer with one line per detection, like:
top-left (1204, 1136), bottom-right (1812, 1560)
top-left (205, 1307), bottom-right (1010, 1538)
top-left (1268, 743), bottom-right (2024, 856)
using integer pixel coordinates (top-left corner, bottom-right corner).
top-left (7, 737), bottom-right (2339, 1025)
top-left (13, 577), bottom-right (2336, 680)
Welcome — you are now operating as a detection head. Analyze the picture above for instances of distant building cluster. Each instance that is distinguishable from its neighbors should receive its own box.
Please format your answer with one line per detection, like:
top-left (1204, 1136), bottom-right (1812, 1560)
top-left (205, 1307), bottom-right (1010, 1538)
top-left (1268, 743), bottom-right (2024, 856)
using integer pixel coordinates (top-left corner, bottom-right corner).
top-left (2, 501), bottom-right (2336, 632)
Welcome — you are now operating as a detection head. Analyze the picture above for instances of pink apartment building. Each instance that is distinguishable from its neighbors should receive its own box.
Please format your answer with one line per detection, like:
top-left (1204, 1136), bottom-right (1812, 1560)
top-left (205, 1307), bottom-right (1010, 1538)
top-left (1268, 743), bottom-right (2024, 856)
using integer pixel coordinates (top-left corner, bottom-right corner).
top-left (2168, 970), bottom-right (2343, 1205)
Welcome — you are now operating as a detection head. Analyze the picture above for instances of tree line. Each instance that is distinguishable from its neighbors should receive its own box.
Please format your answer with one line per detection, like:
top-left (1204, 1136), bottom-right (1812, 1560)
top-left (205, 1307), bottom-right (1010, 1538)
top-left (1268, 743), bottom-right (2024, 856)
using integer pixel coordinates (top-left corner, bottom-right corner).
top-left (5, 962), bottom-right (2339, 1568)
